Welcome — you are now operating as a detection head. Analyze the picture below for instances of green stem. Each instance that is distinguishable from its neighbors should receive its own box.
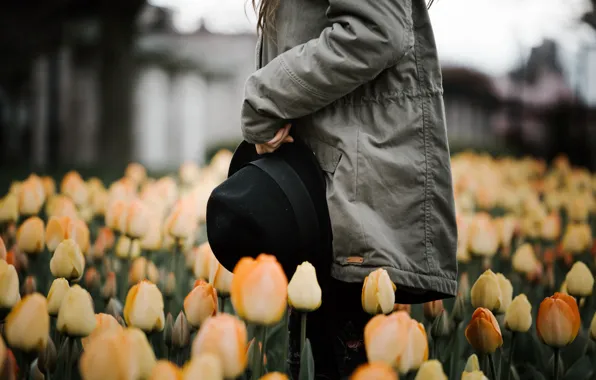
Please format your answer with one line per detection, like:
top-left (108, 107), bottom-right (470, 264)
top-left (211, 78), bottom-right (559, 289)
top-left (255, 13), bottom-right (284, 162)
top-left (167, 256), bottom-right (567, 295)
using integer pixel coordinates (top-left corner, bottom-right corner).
top-left (554, 348), bottom-right (560, 380)
top-left (252, 326), bottom-right (266, 380)
top-left (489, 353), bottom-right (497, 380)
top-left (449, 323), bottom-right (461, 380)
top-left (219, 296), bottom-right (225, 314)
top-left (506, 332), bottom-right (517, 380)
top-left (300, 312), bottom-right (307, 358)
top-left (433, 337), bottom-right (440, 360)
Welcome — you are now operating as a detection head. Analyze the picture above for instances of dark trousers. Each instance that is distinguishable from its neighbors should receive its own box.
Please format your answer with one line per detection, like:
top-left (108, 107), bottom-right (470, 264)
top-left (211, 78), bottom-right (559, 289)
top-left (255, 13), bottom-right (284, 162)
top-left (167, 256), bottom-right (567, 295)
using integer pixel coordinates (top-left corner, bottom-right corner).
top-left (288, 278), bottom-right (371, 380)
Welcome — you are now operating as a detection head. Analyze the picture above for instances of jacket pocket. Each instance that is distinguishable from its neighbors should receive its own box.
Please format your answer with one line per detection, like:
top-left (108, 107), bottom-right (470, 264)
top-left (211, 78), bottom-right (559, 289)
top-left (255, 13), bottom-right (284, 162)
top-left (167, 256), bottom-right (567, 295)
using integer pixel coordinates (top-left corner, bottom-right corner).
top-left (307, 138), bottom-right (342, 175)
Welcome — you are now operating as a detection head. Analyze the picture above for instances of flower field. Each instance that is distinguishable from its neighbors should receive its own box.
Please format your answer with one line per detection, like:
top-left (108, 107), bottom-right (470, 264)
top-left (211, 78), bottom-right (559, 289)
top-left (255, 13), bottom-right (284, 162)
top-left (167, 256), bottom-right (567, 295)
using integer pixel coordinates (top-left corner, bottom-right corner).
top-left (0, 150), bottom-right (595, 380)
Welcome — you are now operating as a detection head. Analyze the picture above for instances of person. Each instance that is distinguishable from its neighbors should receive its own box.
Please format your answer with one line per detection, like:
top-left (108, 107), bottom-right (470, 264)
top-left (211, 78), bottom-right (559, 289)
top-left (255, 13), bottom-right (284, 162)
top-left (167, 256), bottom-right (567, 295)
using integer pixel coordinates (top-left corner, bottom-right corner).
top-left (239, 0), bottom-right (458, 377)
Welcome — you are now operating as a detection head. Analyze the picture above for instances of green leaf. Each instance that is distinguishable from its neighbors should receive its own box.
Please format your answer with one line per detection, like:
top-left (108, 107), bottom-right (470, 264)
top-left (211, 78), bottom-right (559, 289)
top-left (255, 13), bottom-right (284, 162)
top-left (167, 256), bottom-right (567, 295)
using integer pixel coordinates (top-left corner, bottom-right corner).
top-left (264, 312), bottom-right (290, 373)
top-left (563, 355), bottom-right (594, 380)
top-left (561, 328), bottom-right (589, 369)
top-left (519, 363), bottom-right (547, 380)
top-left (299, 339), bottom-right (315, 380)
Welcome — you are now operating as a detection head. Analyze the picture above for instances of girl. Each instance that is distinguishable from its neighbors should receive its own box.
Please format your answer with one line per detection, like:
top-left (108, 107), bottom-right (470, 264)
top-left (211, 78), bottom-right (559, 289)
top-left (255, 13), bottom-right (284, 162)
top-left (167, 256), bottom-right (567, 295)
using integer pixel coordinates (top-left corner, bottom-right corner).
top-left (240, 0), bottom-right (457, 377)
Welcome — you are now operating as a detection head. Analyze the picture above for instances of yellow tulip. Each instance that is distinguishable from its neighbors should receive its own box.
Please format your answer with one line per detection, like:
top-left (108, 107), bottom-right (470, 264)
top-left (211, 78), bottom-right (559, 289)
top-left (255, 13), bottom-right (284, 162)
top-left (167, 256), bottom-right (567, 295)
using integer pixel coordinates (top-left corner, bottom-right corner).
top-left (504, 294), bottom-right (532, 333)
top-left (47, 278), bottom-right (70, 316)
top-left (164, 202), bottom-right (198, 239)
top-left (536, 292), bottom-right (580, 348)
top-left (184, 280), bottom-right (218, 328)
top-left (124, 280), bottom-right (165, 332)
top-left (364, 311), bottom-right (428, 373)
top-left (361, 268), bottom-right (396, 315)
top-left (565, 262), bottom-right (594, 297)
top-left (260, 373), bottom-right (290, 380)
top-left (149, 360), bottom-right (182, 380)
top-left (470, 270), bottom-right (502, 312)
top-left (16, 216), bottom-right (45, 254)
top-left (231, 254), bottom-right (288, 325)
top-left (511, 243), bottom-right (541, 280)
top-left (414, 360), bottom-right (447, 380)
top-left (287, 261), bottom-right (322, 312)
top-left (191, 313), bottom-right (247, 378)
top-left (50, 239), bottom-right (85, 280)
top-left (61, 171), bottom-right (90, 207)
top-left (140, 217), bottom-right (163, 252)
top-left (209, 258), bottom-right (233, 296)
top-left (468, 213), bottom-right (499, 257)
top-left (0, 193), bottom-right (19, 223)
top-left (128, 257), bottom-right (159, 285)
top-left (57, 285), bottom-right (97, 337)
top-left (115, 235), bottom-right (142, 260)
top-left (462, 371), bottom-right (489, 380)
top-left (349, 362), bottom-right (398, 380)
top-left (122, 327), bottom-right (157, 378)
top-left (541, 212), bottom-right (561, 241)
top-left (183, 353), bottom-right (223, 380)
top-left (18, 180), bottom-right (44, 216)
top-left (464, 354), bottom-right (480, 372)
top-left (81, 313), bottom-right (123, 350)
top-left (561, 223), bottom-right (593, 254)
top-left (5, 293), bottom-right (49, 352)
top-left (79, 330), bottom-right (139, 380)
top-left (0, 260), bottom-right (20, 309)
top-left (105, 199), bottom-right (128, 231)
top-left (496, 273), bottom-right (513, 314)
top-left (465, 308), bottom-right (503, 354)
top-left (42, 176), bottom-right (56, 198)
top-left (194, 242), bottom-right (216, 280)
top-left (126, 199), bottom-right (151, 239)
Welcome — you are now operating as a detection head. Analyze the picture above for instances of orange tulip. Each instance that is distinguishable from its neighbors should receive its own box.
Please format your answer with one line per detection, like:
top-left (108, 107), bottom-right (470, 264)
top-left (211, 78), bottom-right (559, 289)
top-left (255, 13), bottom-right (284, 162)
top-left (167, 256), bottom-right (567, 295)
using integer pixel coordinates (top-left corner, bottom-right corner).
top-left (16, 216), bottom-right (45, 255)
top-left (184, 280), bottom-right (218, 328)
top-left (423, 300), bottom-right (444, 321)
top-left (260, 372), bottom-right (290, 380)
top-left (126, 199), bottom-right (151, 239)
top-left (42, 176), bottom-right (56, 198)
top-left (350, 362), bottom-right (398, 380)
top-left (61, 171), bottom-right (89, 207)
top-left (536, 292), bottom-right (581, 348)
top-left (45, 216), bottom-right (90, 253)
top-left (465, 308), bottom-right (503, 354)
top-left (231, 254), bottom-right (287, 325)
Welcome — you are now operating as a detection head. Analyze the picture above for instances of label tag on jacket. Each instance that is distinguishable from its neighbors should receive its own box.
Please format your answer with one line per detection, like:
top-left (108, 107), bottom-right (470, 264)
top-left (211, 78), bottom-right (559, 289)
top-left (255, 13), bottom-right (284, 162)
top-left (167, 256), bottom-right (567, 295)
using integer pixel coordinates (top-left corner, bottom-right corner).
top-left (346, 257), bottom-right (364, 264)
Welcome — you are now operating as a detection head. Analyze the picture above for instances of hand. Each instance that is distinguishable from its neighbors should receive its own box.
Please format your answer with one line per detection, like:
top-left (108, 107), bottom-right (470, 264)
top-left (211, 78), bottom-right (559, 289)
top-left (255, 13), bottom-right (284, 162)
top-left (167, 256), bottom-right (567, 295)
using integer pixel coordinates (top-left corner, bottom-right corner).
top-left (255, 124), bottom-right (294, 155)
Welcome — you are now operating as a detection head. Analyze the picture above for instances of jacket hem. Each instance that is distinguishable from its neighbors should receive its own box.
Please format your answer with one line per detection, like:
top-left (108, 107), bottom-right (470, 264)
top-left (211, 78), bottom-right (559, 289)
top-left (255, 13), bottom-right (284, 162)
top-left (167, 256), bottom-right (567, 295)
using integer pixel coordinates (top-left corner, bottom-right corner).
top-left (330, 262), bottom-right (457, 300)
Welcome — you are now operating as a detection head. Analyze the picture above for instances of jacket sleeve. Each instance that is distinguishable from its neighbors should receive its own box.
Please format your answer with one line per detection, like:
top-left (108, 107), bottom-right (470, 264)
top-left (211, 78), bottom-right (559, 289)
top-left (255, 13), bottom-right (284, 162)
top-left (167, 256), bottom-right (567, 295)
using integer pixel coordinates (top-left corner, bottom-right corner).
top-left (241, 0), bottom-right (414, 144)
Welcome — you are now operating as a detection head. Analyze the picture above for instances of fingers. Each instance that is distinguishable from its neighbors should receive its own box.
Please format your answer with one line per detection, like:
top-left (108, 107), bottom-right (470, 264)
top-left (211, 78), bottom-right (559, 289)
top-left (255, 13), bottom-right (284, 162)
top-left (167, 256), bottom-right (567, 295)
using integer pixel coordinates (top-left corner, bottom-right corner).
top-left (267, 124), bottom-right (291, 145)
top-left (255, 125), bottom-right (294, 155)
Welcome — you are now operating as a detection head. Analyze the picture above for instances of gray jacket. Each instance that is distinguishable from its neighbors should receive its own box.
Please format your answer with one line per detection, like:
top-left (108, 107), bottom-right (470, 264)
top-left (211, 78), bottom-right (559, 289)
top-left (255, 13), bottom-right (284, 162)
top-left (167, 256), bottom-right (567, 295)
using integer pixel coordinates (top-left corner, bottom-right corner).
top-left (241, 0), bottom-right (458, 300)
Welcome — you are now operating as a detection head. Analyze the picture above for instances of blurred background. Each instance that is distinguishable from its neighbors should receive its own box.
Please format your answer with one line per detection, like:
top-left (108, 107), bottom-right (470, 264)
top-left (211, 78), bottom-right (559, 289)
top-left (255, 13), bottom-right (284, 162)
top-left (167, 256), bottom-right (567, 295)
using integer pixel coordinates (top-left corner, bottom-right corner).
top-left (0, 0), bottom-right (595, 188)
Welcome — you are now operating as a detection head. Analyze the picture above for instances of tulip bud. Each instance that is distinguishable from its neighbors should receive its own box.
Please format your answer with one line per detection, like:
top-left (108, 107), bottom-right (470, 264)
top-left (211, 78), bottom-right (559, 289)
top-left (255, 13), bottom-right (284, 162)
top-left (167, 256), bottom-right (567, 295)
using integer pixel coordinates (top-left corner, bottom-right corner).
top-left (504, 294), bottom-right (532, 333)
top-left (496, 273), bottom-right (513, 314)
top-left (464, 354), bottom-right (481, 372)
top-left (81, 313), bottom-right (123, 350)
top-left (57, 285), bottom-right (97, 337)
top-left (423, 300), bottom-right (444, 321)
top-left (414, 360), bottom-right (447, 380)
top-left (183, 353), bottom-right (224, 380)
top-left (0, 260), bottom-right (20, 309)
top-left (465, 308), bottom-right (503, 354)
top-left (452, 293), bottom-right (466, 324)
top-left (5, 293), bottom-right (50, 352)
top-left (164, 313), bottom-right (174, 347)
top-left (115, 236), bottom-right (141, 260)
top-left (565, 262), bottom-right (594, 297)
top-left (462, 371), bottom-right (489, 380)
top-left (0, 236), bottom-right (6, 261)
top-left (16, 216), bottom-right (45, 255)
top-left (536, 292), bottom-right (580, 348)
top-left (512, 243), bottom-right (541, 280)
top-left (431, 309), bottom-right (453, 338)
top-left (184, 280), bottom-right (218, 328)
top-left (84, 267), bottom-right (101, 290)
top-left (149, 360), bottom-right (182, 380)
top-left (80, 329), bottom-right (141, 380)
top-left (361, 268), bottom-right (396, 315)
top-left (47, 278), bottom-right (70, 316)
top-left (124, 280), bottom-right (165, 333)
top-left (21, 276), bottom-right (37, 296)
top-left (38, 335), bottom-right (57, 375)
top-left (0, 193), bottom-right (19, 223)
top-left (50, 239), bottom-right (85, 280)
top-left (191, 313), bottom-right (248, 378)
top-left (209, 259), bottom-right (233, 297)
top-left (193, 242), bottom-right (215, 281)
top-left (470, 270), bottom-right (502, 312)
top-left (231, 254), bottom-right (287, 325)
top-left (172, 312), bottom-right (191, 348)
top-left (164, 272), bottom-right (176, 297)
top-left (287, 261), bottom-right (322, 312)
top-left (350, 362), bottom-right (398, 380)
top-left (129, 257), bottom-right (159, 285)
top-left (102, 272), bottom-right (118, 300)
top-left (393, 303), bottom-right (412, 314)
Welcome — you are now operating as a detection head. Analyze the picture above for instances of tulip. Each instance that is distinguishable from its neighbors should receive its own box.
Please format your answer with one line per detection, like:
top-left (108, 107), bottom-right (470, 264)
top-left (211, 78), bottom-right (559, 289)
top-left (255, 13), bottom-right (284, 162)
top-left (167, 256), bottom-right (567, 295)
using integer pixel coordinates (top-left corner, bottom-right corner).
top-left (123, 327), bottom-right (158, 378)
top-left (0, 193), bottom-right (18, 223)
top-left (16, 216), bottom-right (45, 254)
top-left (194, 242), bottom-right (215, 280)
top-left (511, 243), bottom-right (541, 280)
top-left (85, 267), bottom-right (101, 290)
top-left (361, 268), bottom-right (396, 315)
top-left (140, 217), bottom-right (163, 252)
top-left (0, 335), bottom-right (5, 373)
top-left (81, 313), bottom-right (123, 349)
top-left (0, 236), bottom-right (5, 261)
top-left (46, 278), bottom-right (70, 316)
top-left (79, 330), bottom-right (140, 380)
top-left (4, 293), bottom-right (50, 352)
top-left (287, 261), bottom-right (322, 312)
top-left (45, 216), bottom-right (70, 252)
top-left (414, 360), bottom-right (447, 380)
top-left (260, 373), bottom-right (289, 380)
top-left (462, 371), bottom-right (489, 380)
top-left (183, 353), bottom-right (224, 380)
top-left (0, 260), bottom-right (20, 309)
top-left (184, 280), bottom-right (218, 328)
top-left (350, 362), bottom-right (398, 380)
top-left (42, 176), bottom-right (56, 197)
top-left (61, 171), bottom-right (89, 206)
top-left (164, 202), bottom-right (198, 239)
top-left (191, 313), bottom-right (247, 378)
top-left (590, 313), bottom-right (596, 341)
top-left (21, 275), bottom-right (36, 295)
top-left (129, 257), bottom-right (159, 284)
top-left (126, 199), bottom-right (151, 239)
top-left (91, 188), bottom-right (108, 216)
top-left (465, 308), bottom-right (503, 354)
top-left (423, 300), bottom-right (444, 321)
top-left (541, 212), bottom-right (561, 241)
top-left (50, 239), bottom-right (85, 280)
top-left (470, 270), bottom-right (502, 312)
top-left (231, 254), bottom-right (288, 325)
top-left (504, 294), bottom-right (532, 333)
top-left (115, 236), bottom-right (142, 260)
top-left (468, 213), bottom-right (499, 257)
top-left (364, 311), bottom-right (428, 373)
top-left (172, 311), bottom-right (191, 348)
top-left (565, 262), bottom-right (594, 297)
top-left (561, 223), bottom-right (593, 254)
top-left (57, 285), bottom-right (97, 337)
top-left (101, 272), bottom-right (118, 300)
top-left (149, 360), bottom-right (182, 380)
top-left (124, 280), bottom-right (165, 332)
top-left (496, 273), bottom-right (513, 314)
top-left (209, 258), bottom-right (233, 296)
top-left (536, 292), bottom-right (581, 348)
top-left (18, 181), bottom-right (44, 216)
top-left (464, 354), bottom-right (480, 372)
top-left (105, 199), bottom-right (128, 231)
top-left (125, 163), bottom-right (147, 186)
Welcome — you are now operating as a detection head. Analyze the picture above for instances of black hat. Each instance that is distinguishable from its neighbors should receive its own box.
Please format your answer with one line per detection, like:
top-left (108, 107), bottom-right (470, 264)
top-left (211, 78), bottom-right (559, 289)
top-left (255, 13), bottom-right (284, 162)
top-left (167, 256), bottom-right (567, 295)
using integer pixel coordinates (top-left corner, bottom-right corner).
top-left (206, 140), bottom-right (332, 278)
